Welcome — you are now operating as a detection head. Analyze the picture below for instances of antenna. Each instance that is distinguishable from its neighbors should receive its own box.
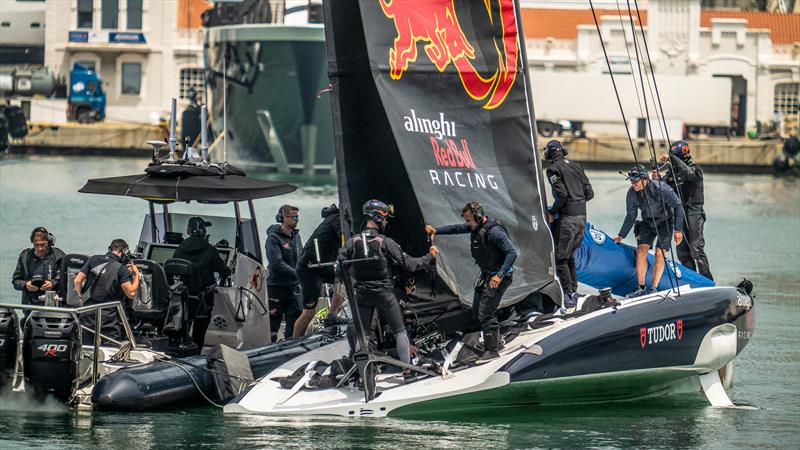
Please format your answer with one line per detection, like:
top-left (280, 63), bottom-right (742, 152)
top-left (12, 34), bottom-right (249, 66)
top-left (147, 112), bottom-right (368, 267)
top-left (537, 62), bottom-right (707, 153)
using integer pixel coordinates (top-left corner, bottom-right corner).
top-left (168, 97), bottom-right (177, 161)
top-left (200, 104), bottom-right (208, 162)
top-left (223, 54), bottom-right (228, 164)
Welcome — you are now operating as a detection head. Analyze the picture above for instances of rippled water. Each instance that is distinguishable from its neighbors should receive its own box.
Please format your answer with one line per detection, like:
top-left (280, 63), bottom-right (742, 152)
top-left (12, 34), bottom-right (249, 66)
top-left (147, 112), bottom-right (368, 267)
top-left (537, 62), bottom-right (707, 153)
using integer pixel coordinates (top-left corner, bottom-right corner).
top-left (1, 156), bottom-right (798, 449)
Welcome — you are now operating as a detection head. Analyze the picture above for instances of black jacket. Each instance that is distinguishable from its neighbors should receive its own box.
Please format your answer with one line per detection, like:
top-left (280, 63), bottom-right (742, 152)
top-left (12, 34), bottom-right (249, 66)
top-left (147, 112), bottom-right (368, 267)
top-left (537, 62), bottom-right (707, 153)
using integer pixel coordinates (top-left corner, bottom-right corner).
top-left (173, 235), bottom-right (231, 288)
top-left (618, 179), bottom-right (685, 238)
top-left (12, 246), bottom-right (65, 304)
top-left (663, 154), bottom-right (704, 206)
top-left (546, 156), bottom-right (594, 216)
top-left (265, 224), bottom-right (302, 286)
top-left (344, 227), bottom-right (434, 292)
top-left (298, 207), bottom-right (342, 270)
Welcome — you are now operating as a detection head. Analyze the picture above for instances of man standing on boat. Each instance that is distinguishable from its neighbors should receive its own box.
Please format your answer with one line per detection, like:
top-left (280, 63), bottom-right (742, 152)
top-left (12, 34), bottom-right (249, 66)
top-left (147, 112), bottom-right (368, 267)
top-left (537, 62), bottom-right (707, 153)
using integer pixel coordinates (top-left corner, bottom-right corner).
top-left (656, 140), bottom-right (713, 280)
top-left (265, 205), bottom-right (303, 341)
top-left (613, 165), bottom-right (685, 297)
top-left (425, 202), bottom-right (517, 363)
top-left (292, 204), bottom-right (347, 337)
top-left (12, 226), bottom-right (65, 307)
top-left (73, 239), bottom-right (141, 342)
top-left (542, 140), bottom-right (594, 308)
top-left (173, 216), bottom-right (231, 346)
top-left (345, 200), bottom-right (438, 370)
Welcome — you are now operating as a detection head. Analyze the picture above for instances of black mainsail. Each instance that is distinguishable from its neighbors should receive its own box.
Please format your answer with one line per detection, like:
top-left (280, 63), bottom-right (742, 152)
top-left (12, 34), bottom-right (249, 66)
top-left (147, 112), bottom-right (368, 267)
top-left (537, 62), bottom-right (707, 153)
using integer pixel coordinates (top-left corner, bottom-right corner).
top-left (325, 0), bottom-right (561, 307)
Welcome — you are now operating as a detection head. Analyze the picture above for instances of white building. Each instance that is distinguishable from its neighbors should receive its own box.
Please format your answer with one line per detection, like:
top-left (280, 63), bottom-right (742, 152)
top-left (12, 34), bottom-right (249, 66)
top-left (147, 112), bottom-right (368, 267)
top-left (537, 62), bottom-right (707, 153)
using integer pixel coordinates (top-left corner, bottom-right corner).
top-left (43, 0), bottom-right (209, 123)
top-left (520, 0), bottom-right (800, 137)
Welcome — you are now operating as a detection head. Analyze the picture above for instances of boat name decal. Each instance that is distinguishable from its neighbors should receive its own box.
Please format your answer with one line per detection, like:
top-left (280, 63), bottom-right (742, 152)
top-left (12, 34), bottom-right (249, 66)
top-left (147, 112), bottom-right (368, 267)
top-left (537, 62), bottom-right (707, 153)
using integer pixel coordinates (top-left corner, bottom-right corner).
top-left (640, 319), bottom-right (683, 349)
top-left (404, 110), bottom-right (456, 140)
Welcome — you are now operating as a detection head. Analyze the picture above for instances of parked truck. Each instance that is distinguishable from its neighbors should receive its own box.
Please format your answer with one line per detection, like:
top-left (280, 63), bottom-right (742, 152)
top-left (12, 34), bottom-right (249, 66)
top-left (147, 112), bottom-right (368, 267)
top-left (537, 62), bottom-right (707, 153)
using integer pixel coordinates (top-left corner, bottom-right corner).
top-left (67, 63), bottom-right (105, 123)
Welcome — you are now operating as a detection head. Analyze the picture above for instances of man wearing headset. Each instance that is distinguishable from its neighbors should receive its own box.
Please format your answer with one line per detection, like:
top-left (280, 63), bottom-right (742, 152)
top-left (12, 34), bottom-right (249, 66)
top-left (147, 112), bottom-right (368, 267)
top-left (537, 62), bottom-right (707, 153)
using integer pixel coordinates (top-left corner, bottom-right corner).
top-left (73, 239), bottom-right (141, 341)
top-left (12, 226), bottom-right (65, 306)
top-left (656, 140), bottom-right (713, 280)
top-left (542, 140), bottom-right (594, 307)
top-left (613, 165), bottom-right (685, 297)
top-left (265, 204), bottom-right (303, 341)
top-left (174, 216), bottom-right (231, 346)
top-left (425, 201), bottom-right (518, 363)
top-left (345, 200), bottom-right (438, 373)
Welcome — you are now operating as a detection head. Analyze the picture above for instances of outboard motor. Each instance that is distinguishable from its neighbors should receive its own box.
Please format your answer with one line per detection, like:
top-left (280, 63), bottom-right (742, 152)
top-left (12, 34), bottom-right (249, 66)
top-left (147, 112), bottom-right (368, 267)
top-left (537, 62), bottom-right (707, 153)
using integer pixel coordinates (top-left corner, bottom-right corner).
top-left (22, 310), bottom-right (82, 403)
top-left (0, 307), bottom-right (20, 393)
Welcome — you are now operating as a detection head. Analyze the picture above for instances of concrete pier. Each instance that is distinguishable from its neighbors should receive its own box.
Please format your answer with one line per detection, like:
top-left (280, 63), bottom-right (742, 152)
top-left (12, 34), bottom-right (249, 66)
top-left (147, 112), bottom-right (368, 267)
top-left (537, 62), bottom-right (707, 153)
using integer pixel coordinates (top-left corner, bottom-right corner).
top-left (7, 121), bottom-right (164, 156)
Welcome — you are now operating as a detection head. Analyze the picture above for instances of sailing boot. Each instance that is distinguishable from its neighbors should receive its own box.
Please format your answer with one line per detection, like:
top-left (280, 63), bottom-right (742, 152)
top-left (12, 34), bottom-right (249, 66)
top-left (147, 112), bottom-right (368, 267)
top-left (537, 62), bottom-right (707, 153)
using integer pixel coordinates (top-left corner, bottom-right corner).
top-left (475, 330), bottom-right (501, 364)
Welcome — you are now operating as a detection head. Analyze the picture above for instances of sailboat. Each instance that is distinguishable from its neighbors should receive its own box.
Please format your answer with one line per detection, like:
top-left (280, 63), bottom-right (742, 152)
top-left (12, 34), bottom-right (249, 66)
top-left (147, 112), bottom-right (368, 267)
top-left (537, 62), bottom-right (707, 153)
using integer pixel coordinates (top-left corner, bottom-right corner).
top-left (223, 0), bottom-right (754, 418)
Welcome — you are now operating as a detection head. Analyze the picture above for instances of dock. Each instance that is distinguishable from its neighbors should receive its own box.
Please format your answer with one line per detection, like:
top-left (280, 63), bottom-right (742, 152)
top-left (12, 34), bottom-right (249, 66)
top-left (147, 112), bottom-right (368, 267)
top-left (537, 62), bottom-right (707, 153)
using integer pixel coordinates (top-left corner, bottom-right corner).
top-left (7, 121), bottom-right (163, 156)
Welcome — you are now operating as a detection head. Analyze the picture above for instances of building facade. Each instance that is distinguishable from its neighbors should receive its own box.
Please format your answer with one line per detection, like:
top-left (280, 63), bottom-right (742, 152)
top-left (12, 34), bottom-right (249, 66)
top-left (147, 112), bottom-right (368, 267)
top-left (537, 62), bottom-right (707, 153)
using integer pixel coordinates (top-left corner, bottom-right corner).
top-left (521, 0), bottom-right (800, 137)
top-left (43, 0), bottom-right (210, 123)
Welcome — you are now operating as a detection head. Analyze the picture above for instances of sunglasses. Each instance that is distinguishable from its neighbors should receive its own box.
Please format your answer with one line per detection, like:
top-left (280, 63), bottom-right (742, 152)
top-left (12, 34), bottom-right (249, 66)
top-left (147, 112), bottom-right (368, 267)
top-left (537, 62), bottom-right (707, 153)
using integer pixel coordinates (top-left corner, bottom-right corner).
top-left (288, 215), bottom-right (299, 221)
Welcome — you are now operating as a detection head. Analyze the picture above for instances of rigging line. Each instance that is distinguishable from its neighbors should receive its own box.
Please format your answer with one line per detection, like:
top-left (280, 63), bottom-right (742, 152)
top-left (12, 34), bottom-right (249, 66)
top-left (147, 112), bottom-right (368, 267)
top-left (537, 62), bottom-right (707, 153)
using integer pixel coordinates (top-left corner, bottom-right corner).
top-left (590, 0), bottom-right (676, 292)
top-left (633, 0), bottom-right (689, 213)
top-left (615, 0), bottom-right (646, 121)
top-left (625, 0), bottom-right (678, 291)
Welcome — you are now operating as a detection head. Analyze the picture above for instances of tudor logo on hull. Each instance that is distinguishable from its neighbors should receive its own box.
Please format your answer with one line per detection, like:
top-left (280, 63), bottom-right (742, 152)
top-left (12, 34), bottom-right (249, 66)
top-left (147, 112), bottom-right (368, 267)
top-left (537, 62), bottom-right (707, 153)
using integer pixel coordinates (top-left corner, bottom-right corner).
top-left (640, 319), bottom-right (684, 349)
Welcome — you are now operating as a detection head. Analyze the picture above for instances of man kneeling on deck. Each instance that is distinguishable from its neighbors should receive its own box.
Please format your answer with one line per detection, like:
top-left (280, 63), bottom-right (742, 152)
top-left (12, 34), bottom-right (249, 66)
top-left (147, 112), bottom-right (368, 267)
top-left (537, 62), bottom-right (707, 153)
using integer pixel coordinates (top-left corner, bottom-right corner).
top-left (613, 165), bottom-right (685, 297)
top-left (344, 200), bottom-right (438, 374)
top-left (425, 202), bottom-right (518, 363)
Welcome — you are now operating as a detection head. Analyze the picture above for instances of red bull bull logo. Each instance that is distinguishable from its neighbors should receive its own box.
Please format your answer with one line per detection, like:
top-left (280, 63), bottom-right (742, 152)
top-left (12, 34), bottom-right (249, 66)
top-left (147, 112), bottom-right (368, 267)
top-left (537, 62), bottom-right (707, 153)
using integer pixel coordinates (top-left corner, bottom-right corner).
top-left (380, 0), bottom-right (519, 109)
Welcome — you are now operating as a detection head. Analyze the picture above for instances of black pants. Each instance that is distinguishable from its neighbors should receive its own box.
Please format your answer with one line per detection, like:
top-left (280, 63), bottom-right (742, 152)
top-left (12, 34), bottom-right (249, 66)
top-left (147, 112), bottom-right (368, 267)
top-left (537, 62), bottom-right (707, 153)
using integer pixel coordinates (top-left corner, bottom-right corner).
top-left (677, 205), bottom-right (713, 280)
top-left (472, 272), bottom-right (512, 332)
top-left (268, 284), bottom-right (301, 341)
top-left (354, 288), bottom-right (406, 336)
top-left (80, 298), bottom-right (128, 345)
top-left (552, 214), bottom-right (586, 294)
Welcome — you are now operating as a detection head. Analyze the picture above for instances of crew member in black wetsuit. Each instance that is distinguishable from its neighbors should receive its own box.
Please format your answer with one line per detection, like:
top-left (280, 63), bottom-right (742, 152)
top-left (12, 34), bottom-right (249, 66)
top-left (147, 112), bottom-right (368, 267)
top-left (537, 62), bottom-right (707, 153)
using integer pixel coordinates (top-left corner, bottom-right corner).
top-left (344, 200), bottom-right (438, 367)
top-left (73, 239), bottom-right (141, 342)
top-left (613, 165), bottom-right (685, 297)
top-left (657, 140), bottom-right (713, 280)
top-left (425, 202), bottom-right (517, 363)
top-left (543, 140), bottom-right (594, 307)
top-left (12, 227), bottom-right (65, 307)
top-left (293, 204), bottom-right (346, 337)
top-left (173, 216), bottom-right (231, 346)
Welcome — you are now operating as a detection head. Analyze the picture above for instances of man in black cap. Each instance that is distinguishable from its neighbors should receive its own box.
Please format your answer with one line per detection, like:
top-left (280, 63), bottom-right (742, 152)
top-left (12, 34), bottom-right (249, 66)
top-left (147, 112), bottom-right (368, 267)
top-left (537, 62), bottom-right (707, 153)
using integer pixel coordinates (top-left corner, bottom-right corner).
top-left (542, 140), bottom-right (594, 307)
top-left (613, 165), bottom-right (685, 297)
top-left (265, 204), bottom-right (302, 341)
top-left (292, 204), bottom-right (346, 337)
top-left (12, 226), bottom-right (65, 307)
top-left (174, 216), bottom-right (232, 346)
top-left (657, 140), bottom-right (713, 280)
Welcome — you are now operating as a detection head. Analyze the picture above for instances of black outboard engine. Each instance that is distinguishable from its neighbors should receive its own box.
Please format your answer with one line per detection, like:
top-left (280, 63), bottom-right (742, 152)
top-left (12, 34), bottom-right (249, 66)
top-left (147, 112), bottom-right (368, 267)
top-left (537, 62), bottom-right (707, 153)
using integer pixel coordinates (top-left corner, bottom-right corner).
top-left (0, 307), bottom-right (20, 393)
top-left (22, 311), bottom-right (82, 403)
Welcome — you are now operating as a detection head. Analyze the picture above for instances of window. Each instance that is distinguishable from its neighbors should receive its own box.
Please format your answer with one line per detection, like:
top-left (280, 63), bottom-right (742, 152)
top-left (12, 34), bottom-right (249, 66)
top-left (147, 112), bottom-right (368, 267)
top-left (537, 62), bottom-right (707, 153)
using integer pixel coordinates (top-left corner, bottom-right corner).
top-left (774, 83), bottom-right (799, 116)
top-left (179, 68), bottom-right (204, 99)
top-left (121, 62), bottom-right (141, 95)
top-left (127, 0), bottom-right (142, 30)
top-left (76, 60), bottom-right (96, 71)
top-left (77, 0), bottom-right (93, 29)
top-left (101, 0), bottom-right (118, 29)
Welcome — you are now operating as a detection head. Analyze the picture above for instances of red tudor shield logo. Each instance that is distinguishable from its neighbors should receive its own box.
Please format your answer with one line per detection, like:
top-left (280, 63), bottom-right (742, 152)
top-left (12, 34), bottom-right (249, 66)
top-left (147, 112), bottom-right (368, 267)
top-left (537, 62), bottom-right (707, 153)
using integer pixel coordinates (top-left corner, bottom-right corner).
top-left (677, 320), bottom-right (683, 340)
top-left (640, 327), bottom-right (647, 349)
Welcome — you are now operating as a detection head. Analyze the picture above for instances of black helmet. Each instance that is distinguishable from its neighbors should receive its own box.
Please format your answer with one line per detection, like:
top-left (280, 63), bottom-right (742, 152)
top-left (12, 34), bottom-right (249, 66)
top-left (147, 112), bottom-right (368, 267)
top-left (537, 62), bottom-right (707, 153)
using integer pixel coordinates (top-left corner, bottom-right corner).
top-left (187, 216), bottom-right (211, 236)
top-left (670, 140), bottom-right (690, 159)
top-left (362, 199), bottom-right (394, 224)
top-left (625, 164), bottom-right (649, 181)
top-left (544, 140), bottom-right (567, 162)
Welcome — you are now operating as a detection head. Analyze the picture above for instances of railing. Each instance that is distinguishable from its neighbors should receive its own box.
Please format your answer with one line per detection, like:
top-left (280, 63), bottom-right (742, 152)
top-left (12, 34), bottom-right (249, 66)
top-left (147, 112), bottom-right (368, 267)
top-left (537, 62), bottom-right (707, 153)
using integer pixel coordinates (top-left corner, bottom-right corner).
top-left (0, 301), bottom-right (137, 384)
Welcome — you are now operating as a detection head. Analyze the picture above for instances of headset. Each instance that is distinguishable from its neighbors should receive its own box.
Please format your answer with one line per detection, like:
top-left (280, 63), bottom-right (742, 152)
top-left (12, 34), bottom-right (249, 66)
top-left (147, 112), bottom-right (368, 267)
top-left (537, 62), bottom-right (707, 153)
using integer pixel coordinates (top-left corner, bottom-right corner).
top-left (463, 201), bottom-right (486, 222)
top-left (30, 226), bottom-right (55, 246)
top-left (544, 140), bottom-right (568, 162)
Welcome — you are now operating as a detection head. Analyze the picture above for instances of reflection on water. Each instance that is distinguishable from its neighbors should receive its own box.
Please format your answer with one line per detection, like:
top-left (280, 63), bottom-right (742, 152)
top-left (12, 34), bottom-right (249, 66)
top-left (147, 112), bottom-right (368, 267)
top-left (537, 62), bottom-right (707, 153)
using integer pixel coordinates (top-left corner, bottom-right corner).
top-left (0, 156), bottom-right (798, 448)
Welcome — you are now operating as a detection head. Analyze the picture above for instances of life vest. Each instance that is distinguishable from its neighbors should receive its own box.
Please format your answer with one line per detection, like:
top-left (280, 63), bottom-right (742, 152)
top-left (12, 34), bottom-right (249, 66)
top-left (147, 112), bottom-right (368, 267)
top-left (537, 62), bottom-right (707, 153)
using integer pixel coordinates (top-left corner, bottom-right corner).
top-left (82, 261), bottom-right (124, 303)
top-left (348, 231), bottom-right (390, 282)
top-left (470, 219), bottom-right (507, 273)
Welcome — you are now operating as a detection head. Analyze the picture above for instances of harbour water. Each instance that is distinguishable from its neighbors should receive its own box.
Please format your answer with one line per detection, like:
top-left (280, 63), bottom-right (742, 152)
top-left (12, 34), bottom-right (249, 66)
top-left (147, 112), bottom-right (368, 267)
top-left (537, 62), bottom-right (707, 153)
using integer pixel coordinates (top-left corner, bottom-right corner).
top-left (0, 156), bottom-right (798, 448)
